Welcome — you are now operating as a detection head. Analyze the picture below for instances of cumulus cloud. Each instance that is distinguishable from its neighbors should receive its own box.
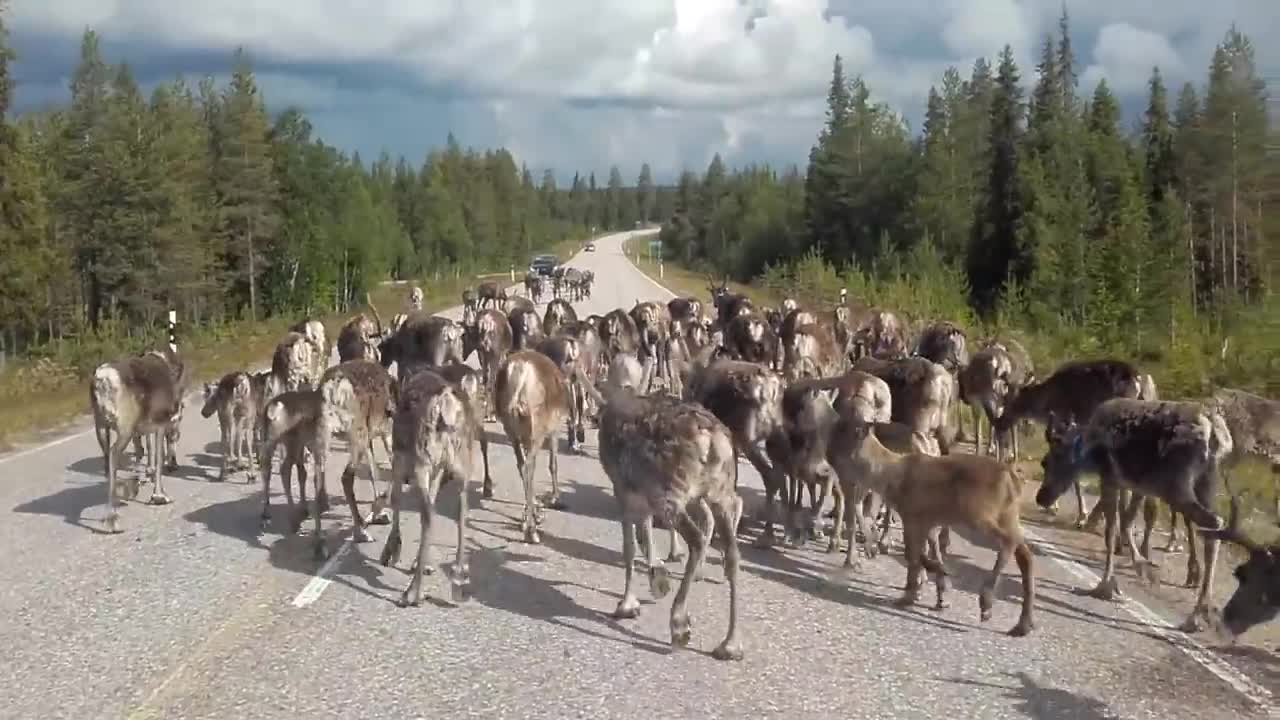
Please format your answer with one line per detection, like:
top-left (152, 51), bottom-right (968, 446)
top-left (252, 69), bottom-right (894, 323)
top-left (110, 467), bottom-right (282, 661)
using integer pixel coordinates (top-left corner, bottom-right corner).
top-left (7, 0), bottom-right (1276, 181)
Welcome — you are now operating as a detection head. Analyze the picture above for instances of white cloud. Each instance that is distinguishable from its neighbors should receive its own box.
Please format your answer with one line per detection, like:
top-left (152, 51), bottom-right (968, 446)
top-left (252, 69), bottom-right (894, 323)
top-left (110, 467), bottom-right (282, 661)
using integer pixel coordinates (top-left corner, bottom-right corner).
top-left (8, 0), bottom-right (1277, 181)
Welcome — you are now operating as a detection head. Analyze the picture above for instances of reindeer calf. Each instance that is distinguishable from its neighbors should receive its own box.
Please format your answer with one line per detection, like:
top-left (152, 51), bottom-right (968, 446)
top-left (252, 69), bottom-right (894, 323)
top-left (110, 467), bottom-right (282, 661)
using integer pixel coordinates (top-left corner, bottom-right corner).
top-left (201, 371), bottom-right (261, 481)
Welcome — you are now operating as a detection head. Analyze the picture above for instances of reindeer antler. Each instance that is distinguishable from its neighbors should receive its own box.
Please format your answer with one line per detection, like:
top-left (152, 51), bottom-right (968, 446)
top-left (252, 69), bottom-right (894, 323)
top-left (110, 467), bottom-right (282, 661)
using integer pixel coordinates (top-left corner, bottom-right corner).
top-left (366, 292), bottom-right (385, 337)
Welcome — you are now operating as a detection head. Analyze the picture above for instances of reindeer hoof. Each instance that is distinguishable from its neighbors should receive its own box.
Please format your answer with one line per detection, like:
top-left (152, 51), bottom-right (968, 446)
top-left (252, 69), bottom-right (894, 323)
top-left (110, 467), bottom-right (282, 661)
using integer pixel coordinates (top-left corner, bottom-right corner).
top-left (670, 615), bottom-right (692, 647)
top-left (934, 599), bottom-right (951, 612)
top-left (1179, 611), bottom-right (1210, 634)
top-left (649, 567), bottom-right (673, 599)
top-left (542, 496), bottom-right (567, 511)
top-left (148, 493), bottom-right (171, 506)
top-left (614, 597), bottom-right (641, 619)
top-left (1088, 578), bottom-right (1120, 601)
top-left (354, 526), bottom-right (374, 543)
top-left (877, 540), bottom-right (891, 556)
top-left (397, 593), bottom-right (420, 609)
top-left (712, 642), bottom-right (744, 661)
top-left (313, 542), bottom-right (329, 561)
top-left (482, 482), bottom-right (494, 499)
top-left (753, 533), bottom-right (777, 550)
top-left (893, 593), bottom-right (918, 608)
top-left (367, 509), bottom-right (392, 526)
top-left (1008, 620), bottom-right (1034, 637)
top-left (105, 513), bottom-right (122, 534)
top-left (522, 527), bottom-right (541, 545)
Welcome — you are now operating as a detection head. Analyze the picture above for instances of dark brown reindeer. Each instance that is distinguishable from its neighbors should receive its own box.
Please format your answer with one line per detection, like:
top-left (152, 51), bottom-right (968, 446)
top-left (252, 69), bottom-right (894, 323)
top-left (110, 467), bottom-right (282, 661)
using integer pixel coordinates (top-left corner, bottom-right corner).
top-left (336, 305), bottom-right (384, 363)
top-left (542, 298), bottom-right (578, 338)
top-left (1203, 496), bottom-right (1280, 641)
top-left (379, 312), bottom-right (466, 381)
top-left (783, 321), bottom-right (847, 381)
top-left (1037, 398), bottom-right (1233, 633)
top-left (722, 313), bottom-right (780, 369)
top-left (534, 334), bottom-right (589, 452)
top-left (599, 307), bottom-right (641, 369)
top-left (476, 279), bottom-right (507, 309)
top-left (995, 358), bottom-right (1142, 527)
top-left (379, 368), bottom-right (478, 607)
top-left (508, 304), bottom-right (545, 351)
top-left (90, 349), bottom-right (191, 533)
top-left (588, 368), bottom-right (746, 660)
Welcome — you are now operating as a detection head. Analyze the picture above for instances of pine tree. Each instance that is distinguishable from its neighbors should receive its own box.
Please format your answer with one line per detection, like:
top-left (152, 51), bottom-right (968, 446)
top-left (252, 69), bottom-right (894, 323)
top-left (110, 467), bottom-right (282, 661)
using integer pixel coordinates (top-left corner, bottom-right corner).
top-left (636, 163), bottom-right (655, 225)
top-left (967, 45), bottom-right (1026, 312)
top-left (211, 49), bottom-right (280, 321)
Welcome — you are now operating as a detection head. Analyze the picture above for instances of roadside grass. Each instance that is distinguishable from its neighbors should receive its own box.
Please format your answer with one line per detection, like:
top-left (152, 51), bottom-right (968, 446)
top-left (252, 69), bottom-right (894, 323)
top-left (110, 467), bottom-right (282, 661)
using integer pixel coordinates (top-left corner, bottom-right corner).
top-left (0, 240), bottom-right (595, 453)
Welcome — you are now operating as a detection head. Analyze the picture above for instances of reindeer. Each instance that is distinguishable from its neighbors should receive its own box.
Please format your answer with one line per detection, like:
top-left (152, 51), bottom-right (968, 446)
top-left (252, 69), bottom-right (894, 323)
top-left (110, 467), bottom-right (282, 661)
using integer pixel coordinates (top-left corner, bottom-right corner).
top-left (722, 313), bottom-right (779, 369)
top-left (379, 312), bottom-right (466, 381)
top-left (336, 312), bottom-right (384, 363)
top-left (524, 273), bottom-right (544, 303)
top-left (830, 416), bottom-right (1037, 636)
top-left (599, 308), bottom-right (641, 369)
top-left (378, 368), bottom-right (478, 607)
top-left (289, 318), bottom-right (329, 385)
top-left (200, 371), bottom-right (262, 482)
top-left (851, 356), bottom-right (954, 456)
top-left (461, 307), bottom-right (513, 421)
top-left (90, 350), bottom-right (191, 533)
top-left (1202, 496), bottom-right (1280, 641)
top-left (561, 319), bottom-right (605, 422)
top-left (995, 358), bottom-right (1142, 528)
top-left (667, 297), bottom-right (703, 328)
top-left (1038, 398), bottom-right (1233, 633)
top-left (781, 370), bottom-right (892, 549)
top-left (317, 359), bottom-right (397, 548)
top-left (915, 320), bottom-right (970, 438)
top-left (783, 321), bottom-right (846, 381)
top-left (534, 334), bottom-right (588, 451)
top-left (493, 350), bottom-right (574, 541)
top-left (586, 367), bottom-right (745, 660)
top-left (685, 358), bottom-right (792, 547)
top-left (502, 294), bottom-right (536, 316)
top-left (1199, 388), bottom-right (1280, 515)
top-left (257, 390), bottom-right (325, 544)
top-left (272, 331), bottom-right (321, 396)
top-left (958, 344), bottom-right (1023, 460)
top-left (508, 305), bottom-right (544, 351)
top-left (434, 363), bottom-right (494, 496)
top-left (543, 298), bottom-right (578, 338)
top-left (476, 280), bottom-right (507, 309)
top-left (631, 300), bottom-right (673, 394)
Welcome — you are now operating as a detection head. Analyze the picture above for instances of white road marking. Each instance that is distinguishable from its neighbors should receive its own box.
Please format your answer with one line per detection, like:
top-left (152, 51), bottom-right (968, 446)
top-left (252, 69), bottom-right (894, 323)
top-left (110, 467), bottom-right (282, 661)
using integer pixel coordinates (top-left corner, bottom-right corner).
top-left (626, 240), bottom-right (1276, 714)
top-left (1024, 527), bottom-right (1274, 711)
top-left (291, 535), bottom-right (355, 608)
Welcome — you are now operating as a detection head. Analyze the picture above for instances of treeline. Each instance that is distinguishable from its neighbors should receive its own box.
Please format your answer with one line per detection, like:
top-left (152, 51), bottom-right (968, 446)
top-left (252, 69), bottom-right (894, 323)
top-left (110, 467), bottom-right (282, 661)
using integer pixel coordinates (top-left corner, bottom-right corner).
top-left (660, 15), bottom-right (1277, 394)
top-left (0, 19), bottom-right (675, 356)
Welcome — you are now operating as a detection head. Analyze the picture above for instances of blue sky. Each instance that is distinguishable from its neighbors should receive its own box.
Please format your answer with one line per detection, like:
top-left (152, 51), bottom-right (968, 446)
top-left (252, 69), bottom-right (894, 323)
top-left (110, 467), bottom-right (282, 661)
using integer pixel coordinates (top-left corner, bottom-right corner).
top-left (9, 1), bottom-right (1277, 185)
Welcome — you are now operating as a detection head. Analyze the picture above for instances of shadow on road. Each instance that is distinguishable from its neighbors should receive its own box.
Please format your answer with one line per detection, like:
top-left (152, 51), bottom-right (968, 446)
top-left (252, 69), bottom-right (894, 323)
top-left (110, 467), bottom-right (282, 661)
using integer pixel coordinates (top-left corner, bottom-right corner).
top-left (466, 545), bottom-right (674, 656)
top-left (12, 480), bottom-right (115, 534)
top-left (940, 672), bottom-right (1117, 719)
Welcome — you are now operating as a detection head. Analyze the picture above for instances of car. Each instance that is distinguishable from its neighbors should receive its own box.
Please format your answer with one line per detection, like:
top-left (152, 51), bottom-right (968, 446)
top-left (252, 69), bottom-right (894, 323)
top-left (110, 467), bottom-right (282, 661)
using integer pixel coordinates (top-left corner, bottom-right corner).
top-left (585, 242), bottom-right (596, 252)
top-left (529, 254), bottom-right (559, 276)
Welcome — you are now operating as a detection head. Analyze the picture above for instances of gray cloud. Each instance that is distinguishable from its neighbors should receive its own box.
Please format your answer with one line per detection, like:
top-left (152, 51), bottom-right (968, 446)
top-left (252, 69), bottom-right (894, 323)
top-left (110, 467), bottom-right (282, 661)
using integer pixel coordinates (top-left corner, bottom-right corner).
top-left (8, 0), bottom-right (1275, 183)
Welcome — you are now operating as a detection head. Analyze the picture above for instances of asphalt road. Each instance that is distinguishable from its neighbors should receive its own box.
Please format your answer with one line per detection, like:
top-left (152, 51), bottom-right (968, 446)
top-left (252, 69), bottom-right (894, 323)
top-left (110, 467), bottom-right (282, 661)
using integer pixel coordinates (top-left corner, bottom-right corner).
top-left (2, 229), bottom-right (1276, 720)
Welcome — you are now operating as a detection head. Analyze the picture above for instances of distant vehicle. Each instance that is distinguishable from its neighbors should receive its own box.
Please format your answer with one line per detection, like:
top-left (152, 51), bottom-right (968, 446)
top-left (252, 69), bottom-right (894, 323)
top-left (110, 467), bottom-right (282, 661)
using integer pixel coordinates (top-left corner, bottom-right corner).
top-left (529, 254), bottom-right (559, 276)
top-left (585, 241), bottom-right (596, 252)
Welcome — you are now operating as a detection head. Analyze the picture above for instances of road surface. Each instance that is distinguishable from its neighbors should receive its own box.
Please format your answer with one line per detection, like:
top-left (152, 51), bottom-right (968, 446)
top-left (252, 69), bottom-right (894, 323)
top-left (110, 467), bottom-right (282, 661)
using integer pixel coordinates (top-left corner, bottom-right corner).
top-left (1, 230), bottom-right (1275, 720)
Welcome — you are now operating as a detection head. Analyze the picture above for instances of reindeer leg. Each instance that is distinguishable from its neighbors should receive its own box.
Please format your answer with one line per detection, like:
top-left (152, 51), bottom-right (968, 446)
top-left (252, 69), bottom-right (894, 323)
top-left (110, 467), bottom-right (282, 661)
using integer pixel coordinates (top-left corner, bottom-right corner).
top-left (258, 437), bottom-right (277, 530)
top-left (148, 430), bottom-right (172, 505)
top-left (543, 431), bottom-right (565, 510)
top-left (615, 519), bottom-right (643, 618)
top-left (1088, 483), bottom-right (1122, 600)
top-left (710, 493), bottom-right (745, 661)
top-left (514, 441), bottom-right (540, 544)
top-left (364, 441), bottom-right (391, 525)
top-left (669, 503), bottom-right (712, 650)
top-left (103, 426), bottom-right (125, 534)
top-left (1163, 506), bottom-right (1185, 553)
top-left (827, 474), bottom-right (845, 555)
top-left (343, 460), bottom-right (373, 543)
top-left (1072, 479), bottom-right (1089, 529)
top-left (310, 439), bottom-right (328, 560)
top-left (1182, 513), bottom-right (1201, 589)
top-left (1139, 495), bottom-right (1158, 563)
top-left (478, 430), bottom-right (494, 499)
top-left (379, 453), bottom-right (405, 569)
top-left (399, 468), bottom-right (438, 607)
top-left (894, 522), bottom-right (928, 608)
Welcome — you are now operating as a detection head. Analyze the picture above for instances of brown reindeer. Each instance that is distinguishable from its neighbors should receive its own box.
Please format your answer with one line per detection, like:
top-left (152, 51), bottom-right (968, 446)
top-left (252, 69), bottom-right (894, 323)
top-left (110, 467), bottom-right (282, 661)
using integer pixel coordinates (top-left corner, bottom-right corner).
top-left (257, 390), bottom-right (325, 541)
top-left (462, 307), bottom-right (513, 421)
top-left (631, 300), bottom-right (673, 394)
top-left (542, 298), bottom-right (578, 338)
top-left (379, 368), bottom-right (478, 607)
top-left (200, 371), bottom-right (262, 482)
top-left (379, 312), bottom-right (466, 381)
top-left (831, 416), bottom-right (1037, 636)
top-left (493, 350), bottom-right (574, 542)
top-left (508, 305), bottom-right (544, 351)
top-left (90, 349), bottom-right (191, 533)
top-left (476, 280), bottom-right (507, 309)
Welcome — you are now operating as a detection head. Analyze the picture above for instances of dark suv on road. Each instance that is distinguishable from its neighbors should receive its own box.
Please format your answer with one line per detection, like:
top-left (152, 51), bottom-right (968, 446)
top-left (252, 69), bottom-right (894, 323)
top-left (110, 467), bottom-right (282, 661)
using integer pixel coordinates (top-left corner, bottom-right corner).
top-left (529, 254), bottom-right (559, 276)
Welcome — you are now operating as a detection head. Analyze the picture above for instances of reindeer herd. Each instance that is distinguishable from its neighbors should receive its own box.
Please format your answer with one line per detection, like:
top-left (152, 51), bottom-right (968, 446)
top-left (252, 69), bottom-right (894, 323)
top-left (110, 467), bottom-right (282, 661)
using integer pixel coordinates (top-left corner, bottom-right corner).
top-left (83, 268), bottom-right (1280, 661)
